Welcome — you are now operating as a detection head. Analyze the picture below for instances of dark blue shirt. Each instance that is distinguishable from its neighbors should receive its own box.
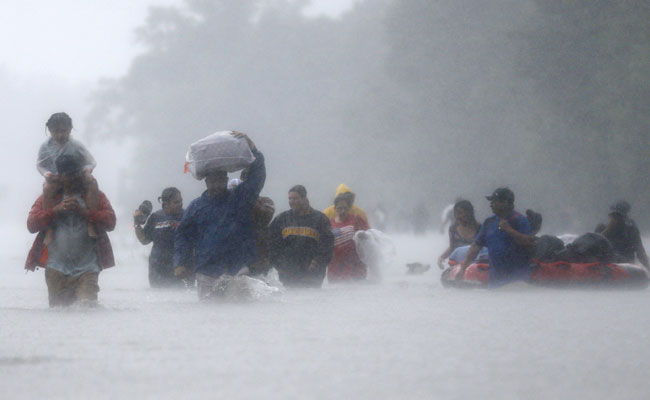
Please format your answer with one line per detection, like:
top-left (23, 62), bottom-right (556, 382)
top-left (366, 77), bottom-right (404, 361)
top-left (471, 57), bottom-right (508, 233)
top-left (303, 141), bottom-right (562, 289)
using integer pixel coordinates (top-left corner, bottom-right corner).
top-left (475, 211), bottom-right (532, 286)
top-left (143, 209), bottom-right (184, 271)
top-left (174, 150), bottom-right (265, 278)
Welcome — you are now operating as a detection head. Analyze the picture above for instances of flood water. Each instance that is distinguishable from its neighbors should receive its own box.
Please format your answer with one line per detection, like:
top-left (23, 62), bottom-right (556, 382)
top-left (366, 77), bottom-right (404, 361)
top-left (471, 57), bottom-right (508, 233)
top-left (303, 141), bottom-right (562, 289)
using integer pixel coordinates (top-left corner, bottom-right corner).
top-left (1, 227), bottom-right (649, 399)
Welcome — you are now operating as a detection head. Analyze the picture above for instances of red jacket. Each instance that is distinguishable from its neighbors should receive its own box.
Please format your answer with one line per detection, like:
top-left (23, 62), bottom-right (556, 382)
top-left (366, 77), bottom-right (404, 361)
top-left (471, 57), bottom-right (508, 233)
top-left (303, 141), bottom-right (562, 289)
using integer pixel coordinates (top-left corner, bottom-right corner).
top-left (25, 191), bottom-right (116, 271)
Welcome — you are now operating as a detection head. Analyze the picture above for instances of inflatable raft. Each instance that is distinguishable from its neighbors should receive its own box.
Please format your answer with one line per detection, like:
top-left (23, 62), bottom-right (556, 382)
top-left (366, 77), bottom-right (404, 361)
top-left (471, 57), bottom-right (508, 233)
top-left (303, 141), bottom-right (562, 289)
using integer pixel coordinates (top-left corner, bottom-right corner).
top-left (441, 260), bottom-right (650, 289)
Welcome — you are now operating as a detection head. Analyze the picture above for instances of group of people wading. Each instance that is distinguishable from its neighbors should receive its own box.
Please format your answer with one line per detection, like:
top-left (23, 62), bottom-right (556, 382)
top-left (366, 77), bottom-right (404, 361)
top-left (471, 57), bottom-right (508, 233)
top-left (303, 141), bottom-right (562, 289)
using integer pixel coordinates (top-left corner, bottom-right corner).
top-left (25, 113), bottom-right (372, 306)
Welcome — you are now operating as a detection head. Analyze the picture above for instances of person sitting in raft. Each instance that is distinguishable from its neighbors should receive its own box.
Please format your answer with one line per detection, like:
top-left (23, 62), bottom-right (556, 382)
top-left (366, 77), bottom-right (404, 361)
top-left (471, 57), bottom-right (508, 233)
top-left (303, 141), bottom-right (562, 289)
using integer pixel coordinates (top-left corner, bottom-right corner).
top-left (437, 200), bottom-right (481, 269)
top-left (134, 187), bottom-right (188, 288)
top-left (323, 183), bottom-right (368, 224)
top-left (458, 187), bottom-right (534, 286)
top-left (595, 201), bottom-right (648, 270)
top-left (327, 192), bottom-right (370, 282)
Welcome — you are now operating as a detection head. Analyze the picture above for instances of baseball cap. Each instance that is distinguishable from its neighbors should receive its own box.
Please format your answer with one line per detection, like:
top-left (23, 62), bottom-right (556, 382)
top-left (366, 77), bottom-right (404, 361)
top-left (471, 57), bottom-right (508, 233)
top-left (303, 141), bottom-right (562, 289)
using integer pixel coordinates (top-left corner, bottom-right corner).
top-left (486, 187), bottom-right (515, 203)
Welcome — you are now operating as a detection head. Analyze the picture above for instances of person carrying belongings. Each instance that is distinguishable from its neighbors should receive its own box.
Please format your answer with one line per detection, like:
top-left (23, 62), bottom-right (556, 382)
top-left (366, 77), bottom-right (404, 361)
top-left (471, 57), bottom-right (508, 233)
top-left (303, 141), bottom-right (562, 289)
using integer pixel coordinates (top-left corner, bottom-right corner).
top-left (174, 131), bottom-right (265, 300)
top-left (327, 192), bottom-right (370, 282)
top-left (323, 183), bottom-right (368, 224)
top-left (25, 152), bottom-right (116, 307)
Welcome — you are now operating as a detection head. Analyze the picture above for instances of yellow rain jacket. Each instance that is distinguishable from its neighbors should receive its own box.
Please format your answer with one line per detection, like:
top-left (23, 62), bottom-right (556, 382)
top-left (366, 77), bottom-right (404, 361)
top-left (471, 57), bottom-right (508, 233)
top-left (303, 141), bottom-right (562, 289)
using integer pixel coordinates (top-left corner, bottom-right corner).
top-left (323, 184), bottom-right (368, 223)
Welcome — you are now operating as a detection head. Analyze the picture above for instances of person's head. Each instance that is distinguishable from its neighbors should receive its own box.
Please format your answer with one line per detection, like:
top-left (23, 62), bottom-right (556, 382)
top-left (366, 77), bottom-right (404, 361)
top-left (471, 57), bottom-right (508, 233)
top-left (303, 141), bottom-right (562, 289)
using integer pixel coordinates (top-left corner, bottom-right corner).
top-left (334, 193), bottom-right (353, 220)
top-left (486, 187), bottom-right (515, 216)
top-left (334, 184), bottom-right (356, 205)
top-left (609, 200), bottom-right (630, 217)
top-left (55, 153), bottom-right (84, 192)
top-left (288, 185), bottom-right (309, 214)
top-left (526, 209), bottom-right (543, 235)
top-left (46, 112), bottom-right (73, 145)
top-left (453, 199), bottom-right (476, 225)
top-left (159, 187), bottom-right (182, 215)
top-left (205, 170), bottom-right (228, 196)
top-left (608, 200), bottom-right (630, 224)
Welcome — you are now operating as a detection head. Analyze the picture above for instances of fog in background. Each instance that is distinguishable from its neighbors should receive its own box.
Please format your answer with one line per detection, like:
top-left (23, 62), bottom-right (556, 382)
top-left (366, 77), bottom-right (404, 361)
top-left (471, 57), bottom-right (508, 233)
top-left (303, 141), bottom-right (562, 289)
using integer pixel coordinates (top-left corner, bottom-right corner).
top-left (3, 0), bottom-right (649, 234)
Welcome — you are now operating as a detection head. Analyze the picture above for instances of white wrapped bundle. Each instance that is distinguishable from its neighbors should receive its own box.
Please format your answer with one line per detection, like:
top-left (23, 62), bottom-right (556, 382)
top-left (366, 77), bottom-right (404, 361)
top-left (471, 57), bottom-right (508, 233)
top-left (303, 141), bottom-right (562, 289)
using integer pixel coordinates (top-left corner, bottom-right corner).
top-left (354, 229), bottom-right (395, 283)
top-left (184, 131), bottom-right (256, 179)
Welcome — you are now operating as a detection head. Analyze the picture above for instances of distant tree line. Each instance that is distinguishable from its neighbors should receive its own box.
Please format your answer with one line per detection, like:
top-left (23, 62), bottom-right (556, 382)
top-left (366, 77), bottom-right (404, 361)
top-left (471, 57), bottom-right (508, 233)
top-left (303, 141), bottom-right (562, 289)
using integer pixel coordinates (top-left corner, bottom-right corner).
top-left (88, 0), bottom-right (650, 232)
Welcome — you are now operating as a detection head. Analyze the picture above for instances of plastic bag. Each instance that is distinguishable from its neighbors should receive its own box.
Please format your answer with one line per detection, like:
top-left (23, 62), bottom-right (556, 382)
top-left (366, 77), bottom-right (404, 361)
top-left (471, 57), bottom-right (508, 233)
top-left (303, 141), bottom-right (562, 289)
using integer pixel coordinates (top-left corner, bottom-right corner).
top-left (354, 229), bottom-right (395, 282)
top-left (37, 138), bottom-right (96, 177)
top-left (184, 131), bottom-right (255, 180)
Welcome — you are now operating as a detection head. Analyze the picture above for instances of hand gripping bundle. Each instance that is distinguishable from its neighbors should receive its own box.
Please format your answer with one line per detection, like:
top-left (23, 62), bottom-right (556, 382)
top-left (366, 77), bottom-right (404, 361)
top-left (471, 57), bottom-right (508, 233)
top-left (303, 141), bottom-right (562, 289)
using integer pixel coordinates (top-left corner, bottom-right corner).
top-left (184, 131), bottom-right (256, 180)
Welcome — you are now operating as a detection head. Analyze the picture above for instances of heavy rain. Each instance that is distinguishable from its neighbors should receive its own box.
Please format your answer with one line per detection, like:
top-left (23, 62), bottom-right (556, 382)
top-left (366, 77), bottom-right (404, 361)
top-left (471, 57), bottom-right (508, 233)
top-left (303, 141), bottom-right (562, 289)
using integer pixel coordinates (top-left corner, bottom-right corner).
top-left (1, 1), bottom-right (649, 399)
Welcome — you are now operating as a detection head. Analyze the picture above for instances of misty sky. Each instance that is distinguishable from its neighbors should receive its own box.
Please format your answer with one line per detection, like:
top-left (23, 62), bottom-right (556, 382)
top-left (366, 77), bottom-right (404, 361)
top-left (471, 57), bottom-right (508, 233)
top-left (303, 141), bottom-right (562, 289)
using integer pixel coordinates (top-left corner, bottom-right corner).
top-left (0, 0), bottom-right (357, 224)
top-left (0, 0), bottom-right (356, 81)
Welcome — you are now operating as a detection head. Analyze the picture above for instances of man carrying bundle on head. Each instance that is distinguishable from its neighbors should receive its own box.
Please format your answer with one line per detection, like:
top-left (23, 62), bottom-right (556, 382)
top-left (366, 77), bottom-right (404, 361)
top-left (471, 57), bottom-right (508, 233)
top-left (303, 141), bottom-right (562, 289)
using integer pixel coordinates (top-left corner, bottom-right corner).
top-left (173, 131), bottom-right (265, 300)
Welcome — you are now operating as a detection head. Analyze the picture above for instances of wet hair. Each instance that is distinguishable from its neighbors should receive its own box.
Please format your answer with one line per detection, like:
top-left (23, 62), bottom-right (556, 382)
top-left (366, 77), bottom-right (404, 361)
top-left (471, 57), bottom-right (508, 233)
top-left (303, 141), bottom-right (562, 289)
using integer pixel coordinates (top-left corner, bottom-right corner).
top-left (454, 200), bottom-right (478, 226)
top-left (158, 187), bottom-right (181, 205)
top-left (46, 112), bottom-right (73, 131)
top-left (289, 185), bottom-right (307, 198)
top-left (55, 153), bottom-right (83, 176)
top-left (334, 192), bottom-right (354, 207)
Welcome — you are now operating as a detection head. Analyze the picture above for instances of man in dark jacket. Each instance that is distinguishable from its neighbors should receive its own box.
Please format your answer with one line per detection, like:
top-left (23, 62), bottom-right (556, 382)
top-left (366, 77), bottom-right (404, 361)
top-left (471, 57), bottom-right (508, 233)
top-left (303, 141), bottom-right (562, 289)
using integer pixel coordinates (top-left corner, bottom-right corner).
top-left (173, 132), bottom-right (265, 300)
top-left (269, 185), bottom-right (334, 288)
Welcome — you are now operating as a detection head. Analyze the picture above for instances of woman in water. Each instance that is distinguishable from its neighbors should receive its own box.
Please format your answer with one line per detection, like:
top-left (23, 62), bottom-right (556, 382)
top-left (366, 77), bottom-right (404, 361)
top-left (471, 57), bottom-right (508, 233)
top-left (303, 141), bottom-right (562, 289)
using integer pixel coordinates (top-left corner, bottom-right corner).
top-left (437, 200), bottom-right (481, 268)
top-left (327, 192), bottom-right (370, 282)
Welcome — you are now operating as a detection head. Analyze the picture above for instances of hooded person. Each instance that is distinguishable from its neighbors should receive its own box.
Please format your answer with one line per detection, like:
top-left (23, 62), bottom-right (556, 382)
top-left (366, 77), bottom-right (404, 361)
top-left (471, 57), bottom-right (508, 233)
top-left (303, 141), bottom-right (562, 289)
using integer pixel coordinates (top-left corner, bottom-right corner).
top-left (323, 184), bottom-right (368, 224)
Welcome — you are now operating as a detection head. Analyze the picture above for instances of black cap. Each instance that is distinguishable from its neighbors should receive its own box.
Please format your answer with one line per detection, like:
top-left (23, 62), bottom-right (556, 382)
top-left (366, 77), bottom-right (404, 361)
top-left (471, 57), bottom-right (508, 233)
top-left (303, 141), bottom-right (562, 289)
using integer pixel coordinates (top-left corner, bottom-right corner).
top-left (55, 153), bottom-right (84, 176)
top-left (486, 187), bottom-right (514, 203)
top-left (609, 200), bottom-right (630, 216)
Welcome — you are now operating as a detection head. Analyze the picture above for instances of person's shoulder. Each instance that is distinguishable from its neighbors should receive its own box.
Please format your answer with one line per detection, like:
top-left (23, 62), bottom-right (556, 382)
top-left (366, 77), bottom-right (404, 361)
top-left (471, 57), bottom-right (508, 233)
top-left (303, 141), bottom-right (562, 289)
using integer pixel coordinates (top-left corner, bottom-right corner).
top-left (38, 139), bottom-right (53, 151)
top-left (483, 215), bottom-right (497, 224)
top-left (626, 221), bottom-right (640, 234)
top-left (323, 205), bottom-right (335, 218)
top-left (151, 209), bottom-right (166, 218)
top-left (352, 205), bottom-right (367, 214)
top-left (511, 211), bottom-right (531, 228)
top-left (185, 195), bottom-right (206, 210)
top-left (258, 196), bottom-right (274, 205)
top-left (274, 210), bottom-right (292, 220)
top-left (311, 208), bottom-right (330, 221)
